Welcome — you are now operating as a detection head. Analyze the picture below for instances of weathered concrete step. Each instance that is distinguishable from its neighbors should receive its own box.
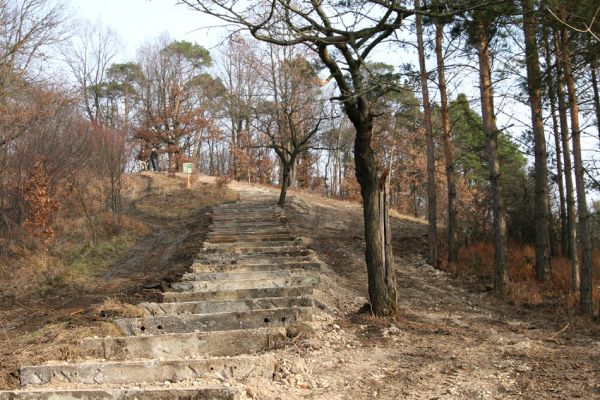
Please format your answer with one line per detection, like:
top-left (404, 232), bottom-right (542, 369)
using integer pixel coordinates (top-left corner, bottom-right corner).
top-left (201, 247), bottom-right (308, 256)
top-left (202, 245), bottom-right (305, 254)
top-left (210, 225), bottom-right (292, 235)
top-left (207, 231), bottom-right (291, 238)
top-left (211, 210), bottom-right (284, 220)
top-left (82, 327), bottom-right (289, 360)
top-left (162, 285), bottom-right (313, 303)
top-left (193, 255), bottom-right (314, 266)
top-left (212, 211), bottom-right (280, 217)
top-left (203, 240), bottom-right (301, 250)
top-left (0, 387), bottom-right (234, 400)
top-left (140, 296), bottom-right (313, 316)
top-left (209, 217), bottom-right (284, 222)
top-left (115, 307), bottom-right (312, 335)
top-left (191, 261), bottom-right (321, 273)
top-left (20, 354), bottom-right (276, 386)
top-left (170, 275), bottom-right (319, 292)
top-left (182, 267), bottom-right (318, 281)
top-left (206, 235), bottom-right (296, 243)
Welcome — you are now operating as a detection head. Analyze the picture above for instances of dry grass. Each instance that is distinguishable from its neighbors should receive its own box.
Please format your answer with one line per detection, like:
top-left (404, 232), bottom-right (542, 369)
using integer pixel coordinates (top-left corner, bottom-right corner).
top-left (0, 319), bottom-right (122, 388)
top-left (136, 174), bottom-right (236, 219)
top-left (445, 241), bottom-right (600, 313)
top-left (90, 297), bottom-right (144, 319)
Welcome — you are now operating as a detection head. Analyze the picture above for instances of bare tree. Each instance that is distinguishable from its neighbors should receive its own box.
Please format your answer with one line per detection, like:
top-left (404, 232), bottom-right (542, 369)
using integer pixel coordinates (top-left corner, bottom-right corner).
top-left (0, 0), bottom-right (67, 147)
top-left (180, 0), bottom-right (406, 315)
top-left (254, 45), bottom-right (325, 206)
top-left (135, 35), bottom-right (212, 173)
top-left (61, 20), bottom-right (120, 124)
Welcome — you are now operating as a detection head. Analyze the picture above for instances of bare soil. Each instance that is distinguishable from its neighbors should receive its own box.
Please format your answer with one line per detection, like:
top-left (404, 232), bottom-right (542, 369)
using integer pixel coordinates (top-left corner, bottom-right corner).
top-left (230, 183), bottom-right (600, 400)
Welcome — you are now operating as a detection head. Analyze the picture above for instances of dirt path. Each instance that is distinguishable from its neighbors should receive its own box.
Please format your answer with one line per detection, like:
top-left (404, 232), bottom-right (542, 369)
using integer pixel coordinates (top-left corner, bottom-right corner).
top-left (226, 184), bottom-right (600, 400)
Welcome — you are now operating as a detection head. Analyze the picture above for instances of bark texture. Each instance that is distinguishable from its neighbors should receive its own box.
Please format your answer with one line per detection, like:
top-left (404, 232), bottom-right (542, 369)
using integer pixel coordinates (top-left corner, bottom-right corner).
top-left (554, 30), bottom-right (579, 291)
top-left (560, 29), bottom-right (593, 315)
top-left (475, 15), bottom-right (509, 293)
top-left (435, 22), bottom-right (458, 264)
top-left (415, 4), bottom-right (438, 267)
top-left (521, 0), bottom-right (551, 281)
top-left (543, 34), bottom-right (567, 256)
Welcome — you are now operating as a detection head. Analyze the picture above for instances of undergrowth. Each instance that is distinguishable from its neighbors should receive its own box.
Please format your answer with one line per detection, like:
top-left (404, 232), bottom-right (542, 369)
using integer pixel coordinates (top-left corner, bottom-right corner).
top-left (440, 241), bottom-right (600, 314)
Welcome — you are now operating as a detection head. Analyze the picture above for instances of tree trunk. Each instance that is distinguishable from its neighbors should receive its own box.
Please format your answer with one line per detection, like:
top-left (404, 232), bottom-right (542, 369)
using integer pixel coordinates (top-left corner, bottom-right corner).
top-left (554, 31), bottom-right (579, 291)
top-left (277, 152), bottom-right (295, 207)
top-left (591, 59), bottom-right (600, 147)
top-left (522, 0), bottom-right (551, 281)
top-left (435, 22), bottom-right (458, 264)
top-left (560, 28), bottom-right (594, 315)
top-left (476, 15), bottom-right (509, 293)
top-left (544, 32), bottom-right (567, 256)
top-left (415, 4), bottom-right (437, 267)
top-left (317, 43), bottom-right (397, 316)
top-left (354, 120), bottom-right (397, 316)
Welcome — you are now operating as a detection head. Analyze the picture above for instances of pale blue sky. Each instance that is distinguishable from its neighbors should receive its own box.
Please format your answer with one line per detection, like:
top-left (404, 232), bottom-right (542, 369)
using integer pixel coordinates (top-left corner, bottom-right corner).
top-left (67, 0), bottom-right (228, 61)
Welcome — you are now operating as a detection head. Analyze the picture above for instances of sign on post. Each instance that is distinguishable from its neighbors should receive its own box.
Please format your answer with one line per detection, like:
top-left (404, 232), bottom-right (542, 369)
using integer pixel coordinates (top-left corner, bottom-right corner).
top-left (182, 163), bottom-right (193, 188)
top-left (182, 163), bottom-right (193, 174)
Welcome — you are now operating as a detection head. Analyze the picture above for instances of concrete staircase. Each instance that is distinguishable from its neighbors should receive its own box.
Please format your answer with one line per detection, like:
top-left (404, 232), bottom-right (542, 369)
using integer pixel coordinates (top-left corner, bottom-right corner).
top-left (0, 190), bottom-right (320, 399)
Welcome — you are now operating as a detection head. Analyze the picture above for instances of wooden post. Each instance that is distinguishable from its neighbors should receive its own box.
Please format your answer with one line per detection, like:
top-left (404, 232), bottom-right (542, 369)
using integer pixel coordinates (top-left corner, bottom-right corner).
top-left (379, 167), bottom-right (395, 301)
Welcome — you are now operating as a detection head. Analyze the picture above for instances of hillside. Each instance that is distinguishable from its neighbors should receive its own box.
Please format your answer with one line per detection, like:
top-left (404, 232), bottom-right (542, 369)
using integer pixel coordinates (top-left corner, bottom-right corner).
top-left (0, 174), bottom-right (598, 399)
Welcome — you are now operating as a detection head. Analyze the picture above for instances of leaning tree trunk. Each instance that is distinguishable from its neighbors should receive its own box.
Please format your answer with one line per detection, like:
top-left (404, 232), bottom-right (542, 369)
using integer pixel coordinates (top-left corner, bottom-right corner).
top-left (560, 28), bottom-right (594, 315)
top-left (554, 30), bottom-right (579, 291)
top-left (522, 0), bottom-right (551, 281)
top-left (476, 15), bottom-right (509, 293)
top-left (415, 4), bottom-right (438, 267)
top-left (435, 22), bottom-right (458, 264)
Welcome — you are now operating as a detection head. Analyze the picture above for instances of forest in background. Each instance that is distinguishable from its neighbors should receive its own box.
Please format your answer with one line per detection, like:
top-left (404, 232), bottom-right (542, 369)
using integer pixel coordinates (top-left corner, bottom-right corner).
top-left (0, 0), bottom-right (599, 316)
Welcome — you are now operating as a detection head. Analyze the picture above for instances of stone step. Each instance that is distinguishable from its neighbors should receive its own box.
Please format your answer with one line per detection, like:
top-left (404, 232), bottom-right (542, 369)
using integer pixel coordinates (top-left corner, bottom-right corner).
top-left (20, 354), bottom-right (276, 387)
top-left (203, 240), bottom-right (301, 249)
top-left (182, 267), bottom-right (319, 281)
top-left (205, 234), bottom-right (296, 243)
top-left (201, 247), bottom-right (308, 256)
top-left (115, 307), bottom-right (312, 335)
top-left (81, 327), bottom-right (289, 360)
top-left (162, 286), bottom-right (314, 303)
top-left (211, 211), bottom-right (280, 216)
top-left (208, 226), bottom-right (289, 233)
top-left (202, 245), bottom-right (305, 254)
top-left (190, 261), bottom-right (321, 273)
top-left (169, 275), bottom-right (319, 292)
top-left (0, 387), bottom-right (234, 400)
top-left (212, 212), bottom-right (280, 218)
top-left (206, 232), bottom-right (291, 238)
top-left (211, 218), bottom-right (280, 223)
top-left (193, 255), bottom-right (314, 266)
top-left (140, 296), bottom-right (314, 316)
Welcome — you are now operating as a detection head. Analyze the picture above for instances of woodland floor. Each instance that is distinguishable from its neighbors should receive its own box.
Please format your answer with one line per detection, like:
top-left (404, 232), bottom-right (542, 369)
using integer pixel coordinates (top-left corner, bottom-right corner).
top-left (0, 174), bottom-right (599, 399)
